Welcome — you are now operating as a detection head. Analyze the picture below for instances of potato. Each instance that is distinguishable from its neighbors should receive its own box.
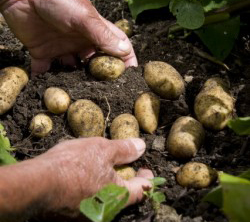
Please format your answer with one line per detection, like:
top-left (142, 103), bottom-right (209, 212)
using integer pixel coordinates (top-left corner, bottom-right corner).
top-left (44, 87), bottom-right (70, 114)
top-left (0, 67), bottom-right (29, 115)
top-left (110, 113), bottom-right (139, 139)
top-left (194, 77), bottom-right (234, 130)
top-left (115, 166), bottom-right (136, 180)
top-left (166, 116), bottom-right (205, 159)
top-left (155, 205), bottom-right (181, 222)
top-left (89, 56), bottom-right (125, 80)
top-left (67, 99), bottom-right (104, 137)
top-left (115, 19), bottom-right (133, 37)
top-left (176, 162), bottom-right (217, 188)
top-left (134, 92), bottom-right (160, 134)
top-left (29, 114), bottom-right (53, 137)
top-left (144, 61), bottom-right (185, 100)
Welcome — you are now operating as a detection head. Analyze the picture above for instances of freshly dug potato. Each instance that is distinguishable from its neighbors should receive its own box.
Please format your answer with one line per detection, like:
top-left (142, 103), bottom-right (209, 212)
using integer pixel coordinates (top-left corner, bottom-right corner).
top-left (89, 56), bottom-right (125, 80)
top-left (115, 19), bottom-right (133, 37)
top-left (115, 166), bottom-right (136, 180)
top-left (166, 116), bottom-right (205, 159)
top-left (144, 61), bottom-right (185, 100)
top-left (110, 113), bottom-right (139, 139)
top-left (44, 87), bottom-right (70, 114)
top-left (176, 162), bottom-right (217, 188)
top-left (29, 114), bottom-right (53, 137)
top-left (67, 99), bottom-right (104, 137)
top-left (134, 92), bottom-right (160, 134)
top-left (194, 77), bottom-right (234, 130)
top-left (0, 67), bottom-right (29, 115)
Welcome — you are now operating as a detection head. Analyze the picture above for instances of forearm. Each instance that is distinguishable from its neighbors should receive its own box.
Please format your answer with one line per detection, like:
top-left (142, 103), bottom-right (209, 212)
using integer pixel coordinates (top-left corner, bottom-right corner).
top-left (0, 158), bottom-right (59, 222)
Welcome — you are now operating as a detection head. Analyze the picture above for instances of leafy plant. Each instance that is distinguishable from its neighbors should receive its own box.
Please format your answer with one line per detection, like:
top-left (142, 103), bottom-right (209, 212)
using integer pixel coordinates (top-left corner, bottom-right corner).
top-left (80, 177), bottom-right (166, 222)
top-left (203, 171), bottom-right (250, 222)
top-left (0, 123), bottom-right (17, 165)
top-left (227, 117), bottom-right (250, 136)
top-left (80, 184), bottom-right (129, 222)
top-left (126, 0), bottom-right (250, 60)
top-left (144, 177), bottom-right (167, 209)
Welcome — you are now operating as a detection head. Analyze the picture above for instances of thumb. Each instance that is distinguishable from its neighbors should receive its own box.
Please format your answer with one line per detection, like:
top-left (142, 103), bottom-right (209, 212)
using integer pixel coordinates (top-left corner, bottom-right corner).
top-left (109, 138), bottom-right (146, 166)
top-left (74, 7), bottom-right (131, 56)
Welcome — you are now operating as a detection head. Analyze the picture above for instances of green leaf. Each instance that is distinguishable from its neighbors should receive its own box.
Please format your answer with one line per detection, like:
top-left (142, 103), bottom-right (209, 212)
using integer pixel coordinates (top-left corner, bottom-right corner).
top-left (127, 0), bottom-right (170, 19)
top-left (0, 124), bottom-right (16, 166)
top-left (170, 0), bottom-right (205, 29)
top-left (227, 117), bottom-right (250, 136)
top-left (220, 173), bottom-right (250, 222)
top-left (80, 184), bottom-right (129, 222)
top-left (239, 170), bottom-right (250, 180)
top-left (202, 0), bottom-right (239, 12)
top-left (151, 177), bottom-right (167, 186)
top-left (195, 16), bottom-right (240, 60)
top-left (152, 191), bottom-right (166, 203)
top-left (203, 186), bottom-right (223, 207)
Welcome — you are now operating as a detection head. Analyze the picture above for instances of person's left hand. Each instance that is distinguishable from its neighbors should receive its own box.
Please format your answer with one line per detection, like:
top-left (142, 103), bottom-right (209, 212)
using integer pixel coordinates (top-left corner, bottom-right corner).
top-left (0, 0), bottom-right (138, 75)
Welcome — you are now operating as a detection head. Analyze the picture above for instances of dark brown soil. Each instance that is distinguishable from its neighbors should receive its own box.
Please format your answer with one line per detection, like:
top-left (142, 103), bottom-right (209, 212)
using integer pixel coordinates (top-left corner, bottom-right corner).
top-left (0, 1), bottom-right (250, 222)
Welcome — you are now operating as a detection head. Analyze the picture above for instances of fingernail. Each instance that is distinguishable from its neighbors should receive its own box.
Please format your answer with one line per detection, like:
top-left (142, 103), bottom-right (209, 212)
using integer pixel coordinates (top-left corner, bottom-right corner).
top-left (118, 40), bottom-right (130, 53)
top-left (129, 138), bottom-right (146, 156)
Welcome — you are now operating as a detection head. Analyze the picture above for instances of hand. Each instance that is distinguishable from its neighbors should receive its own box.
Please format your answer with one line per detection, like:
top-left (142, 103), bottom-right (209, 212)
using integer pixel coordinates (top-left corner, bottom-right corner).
top-left (0, 137), bottom-right (153, 221)
top-left (41, 137), bottom-right (153, 211)
top-left (0, 0), bottom-right (138, 75)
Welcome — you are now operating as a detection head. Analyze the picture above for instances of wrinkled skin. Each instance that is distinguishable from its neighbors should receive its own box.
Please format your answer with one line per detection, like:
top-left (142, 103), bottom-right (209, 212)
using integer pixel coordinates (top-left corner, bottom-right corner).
top-left (0, 0), bottom-right (138, 75)
top-left (0, 138), bottom-right (153, 221)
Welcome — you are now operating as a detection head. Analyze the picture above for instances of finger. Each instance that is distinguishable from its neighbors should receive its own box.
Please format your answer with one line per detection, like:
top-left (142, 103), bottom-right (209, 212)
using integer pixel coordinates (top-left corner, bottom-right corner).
top-left (114, 175), bottom-right (152, 206)
top-left (59, 54), bottom-right (77, 67)
top-left (109, 138), bottom-right (146, 166)
top-left (100, 17), bottom-right (138, 67)
top-left (136, 168), bottom-right (154, 179)
top-left (79, 48), bottom-right (96, 61)
top-left (73, 6), bottom-right (131, 57)
top-left (31, 57), bottom-right (51, 77)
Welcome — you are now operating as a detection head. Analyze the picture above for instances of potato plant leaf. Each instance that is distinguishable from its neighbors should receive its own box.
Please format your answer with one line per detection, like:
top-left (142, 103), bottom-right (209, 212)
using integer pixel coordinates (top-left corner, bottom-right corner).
top-left (170, 0), bottom-right (205, 29)
top-left (195, 16), bottom-right (240, 60)
top-left (80, 184), bottom-right (129, 222)
top-left (227, 117), bottom-right (250, 135)
top-left (126, 0), bottom-right (170, 19)
top-left (0, 124), bottom-right (16, 166)
top-left (220, 173), bottom-right (250, 222)
top-left (202, 0), bottom-right (238, 12)
top-left (151, 177), bottom-right (167, 186)
top-left (152, 191), bottom-right (166, 203)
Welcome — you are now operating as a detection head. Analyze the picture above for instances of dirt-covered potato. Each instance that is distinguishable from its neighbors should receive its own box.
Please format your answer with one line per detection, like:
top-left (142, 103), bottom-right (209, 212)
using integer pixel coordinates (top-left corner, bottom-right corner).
top-left (67, 99), bottom-right (104, 137)
top-left (166, 116), bottom-right (205, 159)
top-left (155, 205), bottom-right (181, 222)
top-left (134, 92), bottom-right (160, 134)
top-left (44, 87), bottom-right (70, 114)
top-left (115, 165), bottom-right (136, 180)
top-left (115, 19), bottom-right (133, 37)
top-left (29, 114), bottom-right (53, 137)
top-left (176, 162), bottom-right (217, 188)
top-left (110, 113), bottom-right (139, 139)
top-left (0, 67), bottom-right (29, 115)
top-left (144, 61), bottom-right (185, 100)
top-left (194, 77), bottom-right (234, 130)
top-left (89, 56), bottom-right (125, 80)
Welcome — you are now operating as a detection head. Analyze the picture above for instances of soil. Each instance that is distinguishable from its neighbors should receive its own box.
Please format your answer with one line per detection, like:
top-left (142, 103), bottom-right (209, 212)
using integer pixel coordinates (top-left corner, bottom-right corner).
top-left (0, 1), bottom-right (250, 222)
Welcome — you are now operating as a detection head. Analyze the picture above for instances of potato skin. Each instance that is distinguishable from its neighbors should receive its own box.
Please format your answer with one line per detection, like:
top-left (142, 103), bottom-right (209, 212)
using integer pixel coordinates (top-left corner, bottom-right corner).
top-left (29, 114), bottom-right (53, 137)
top-left (67, 99), bottom-right (104, 137)
top-left (89, 56), bottom-right (125, 80)
top-left (0, 67), bottom-right (29, 115)
top-left (144, 61), bottom-right (185, 99)
top-left (166, 116), bottom-right (205, 159)
top-left (194, 78), bottom-right (234, 130)
top-left (110, 113), bottom-right (139, 139)
top-left (134, 92), bottom-right (160, 134)
top-left (115, 166), bottom-right (136, 180)
top-left (44, 87), bottom-right (70, 114)
top-left (115, 19), bottom-right (133, 37)
top-left (176, 162), bottom-right (217, 188)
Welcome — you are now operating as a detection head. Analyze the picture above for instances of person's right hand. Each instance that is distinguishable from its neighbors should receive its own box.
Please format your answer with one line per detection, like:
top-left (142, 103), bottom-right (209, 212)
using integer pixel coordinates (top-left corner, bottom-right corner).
top-left (0, 0), bottom-right (138, 75)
